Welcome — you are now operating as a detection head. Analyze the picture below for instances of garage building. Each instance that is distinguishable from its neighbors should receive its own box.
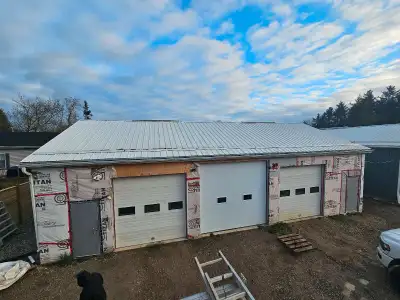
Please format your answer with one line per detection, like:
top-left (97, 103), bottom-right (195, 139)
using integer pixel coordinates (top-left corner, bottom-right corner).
top-left (327, 124), bottom-right (400, 204)
top-left (21, 120), bottom-right (369, 263)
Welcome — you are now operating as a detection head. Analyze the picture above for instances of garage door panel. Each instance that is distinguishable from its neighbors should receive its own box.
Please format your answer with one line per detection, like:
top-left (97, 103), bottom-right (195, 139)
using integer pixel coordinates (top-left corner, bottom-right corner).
top-left (279, 166), bottom-right (322, 221)
top-left (114, 174), bottom-right (186, 248)
top-left (116, 211), bottom-right (185, 247)
top-left (200, 161), bottom-right (267, 233)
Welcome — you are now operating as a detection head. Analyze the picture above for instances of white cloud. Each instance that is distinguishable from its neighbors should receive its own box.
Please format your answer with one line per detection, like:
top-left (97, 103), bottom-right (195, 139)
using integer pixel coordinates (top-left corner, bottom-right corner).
top-left (151, 9), bottom-right (200, 38)
top-left (216, 20), bottom-right (235, 36)
top-left (272, 3), bottom-right (292, 16)
top-left (0, 0), bottom-right (398, 123)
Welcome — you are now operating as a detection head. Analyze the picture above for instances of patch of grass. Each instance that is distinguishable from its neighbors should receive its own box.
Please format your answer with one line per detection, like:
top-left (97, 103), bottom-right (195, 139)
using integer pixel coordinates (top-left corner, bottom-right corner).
top-left (267, 222), bottom-right (292, 235)
top-left (56, 253), bottom-right (74, 267)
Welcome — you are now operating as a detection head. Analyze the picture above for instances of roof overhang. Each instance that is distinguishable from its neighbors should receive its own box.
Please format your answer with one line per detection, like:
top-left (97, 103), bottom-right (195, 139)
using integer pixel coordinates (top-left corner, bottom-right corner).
top-left (0, 146), bottom-right (39, 150)
top-left (20, 148), bottom-right (372, 168)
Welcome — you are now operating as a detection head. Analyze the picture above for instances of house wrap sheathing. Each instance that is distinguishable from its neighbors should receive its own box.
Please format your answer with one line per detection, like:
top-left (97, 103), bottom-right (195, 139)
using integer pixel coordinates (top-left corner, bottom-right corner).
top-left (22, 121), bottom-right (369, 263)
top-left (32, 167), bottom-right (115, 263)
top-left (268, 154), bottom-right (364, 222)
top-left (31, 154), bottom-right (363, 263)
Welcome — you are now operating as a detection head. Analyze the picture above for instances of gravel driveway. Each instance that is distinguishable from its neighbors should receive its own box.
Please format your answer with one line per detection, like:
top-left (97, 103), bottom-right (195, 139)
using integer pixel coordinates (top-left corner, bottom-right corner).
top-left (2, 199), bottom-right (399, 299)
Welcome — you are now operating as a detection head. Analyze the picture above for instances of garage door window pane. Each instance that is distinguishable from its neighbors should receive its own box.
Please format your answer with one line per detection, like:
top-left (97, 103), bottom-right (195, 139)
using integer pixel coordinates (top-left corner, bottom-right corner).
top-left (295, 188), bottom-right (306, 195)
top-left (118, 206), bottom-right (135, 216)
top-left (310, 186), bottom-right (319, 193)
top-left (243, 194), bottom-right (252, 200)
top-left (168, 201), bottom-right (183, 210)
top-left (217, 197), bottom-right (227, 203)
top-left (280, 190), bottom-right (290, 197)
top-left (144, 204), bottom-right (160, 213)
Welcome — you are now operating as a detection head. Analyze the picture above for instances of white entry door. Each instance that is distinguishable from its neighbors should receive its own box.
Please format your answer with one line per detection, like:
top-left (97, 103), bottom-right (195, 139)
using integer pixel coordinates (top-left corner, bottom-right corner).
top-left (200, 161), bottom-right (267, 233)
top-left (279, 165), bottom-right (322, 221)
top-left (113, 174), bottom-right (186, 248)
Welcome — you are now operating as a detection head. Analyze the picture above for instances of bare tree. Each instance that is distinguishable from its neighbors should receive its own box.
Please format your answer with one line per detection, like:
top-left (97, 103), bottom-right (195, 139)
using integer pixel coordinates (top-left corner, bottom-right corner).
top-left (63, 97), bottom-right (82, 128)
top-left (8, 95), bottom-right (82, 132)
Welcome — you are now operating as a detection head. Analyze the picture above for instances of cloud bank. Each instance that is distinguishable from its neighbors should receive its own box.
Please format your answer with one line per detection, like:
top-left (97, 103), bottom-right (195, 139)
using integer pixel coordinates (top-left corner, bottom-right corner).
top-left (0, 0), bottom-right (399, 122)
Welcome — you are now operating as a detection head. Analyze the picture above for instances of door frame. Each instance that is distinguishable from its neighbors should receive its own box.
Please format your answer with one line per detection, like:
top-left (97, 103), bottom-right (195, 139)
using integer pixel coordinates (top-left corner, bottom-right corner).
top-left (345, 175), bottom-right (361, 213)
top-left (69, 199), bottom-right (102, 258)
top-left (266, 160), bottom-right (270, 225)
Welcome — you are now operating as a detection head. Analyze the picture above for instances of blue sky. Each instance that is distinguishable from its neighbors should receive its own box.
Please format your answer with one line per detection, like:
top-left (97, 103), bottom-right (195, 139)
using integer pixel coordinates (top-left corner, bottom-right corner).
top-left (0, 0), bottom-right (399, 122)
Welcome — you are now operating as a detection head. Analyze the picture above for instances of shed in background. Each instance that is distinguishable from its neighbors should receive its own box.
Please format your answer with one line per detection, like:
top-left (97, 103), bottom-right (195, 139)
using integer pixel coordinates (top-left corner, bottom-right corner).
top-left (326, 124), bottom-right (400, 204)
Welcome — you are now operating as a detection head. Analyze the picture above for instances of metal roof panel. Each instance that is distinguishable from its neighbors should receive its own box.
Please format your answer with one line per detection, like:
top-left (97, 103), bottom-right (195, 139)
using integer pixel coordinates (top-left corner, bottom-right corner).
top-left (21, 120), bottom-right (369, 165)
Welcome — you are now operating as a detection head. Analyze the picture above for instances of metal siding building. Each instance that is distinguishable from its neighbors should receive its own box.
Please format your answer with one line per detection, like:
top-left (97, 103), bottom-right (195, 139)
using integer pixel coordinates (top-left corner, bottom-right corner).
top-left (0, 132), bottom-right (58, 170)
top-left (326, 124), bottom-right (400, 204)
top-left (21, 121), bottom-right (370, 263)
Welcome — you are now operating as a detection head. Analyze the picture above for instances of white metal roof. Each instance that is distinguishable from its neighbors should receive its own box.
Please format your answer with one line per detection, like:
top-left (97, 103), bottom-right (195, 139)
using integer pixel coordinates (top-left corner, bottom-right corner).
top-left (21, 120), bottom-right (369, 166)
top-left (325, 124), bottom-right (400, 148)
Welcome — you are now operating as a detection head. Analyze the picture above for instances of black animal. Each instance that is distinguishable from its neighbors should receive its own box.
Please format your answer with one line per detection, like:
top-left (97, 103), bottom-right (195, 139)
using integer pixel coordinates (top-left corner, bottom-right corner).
top-left (76, 270), bottom-right (107, 300)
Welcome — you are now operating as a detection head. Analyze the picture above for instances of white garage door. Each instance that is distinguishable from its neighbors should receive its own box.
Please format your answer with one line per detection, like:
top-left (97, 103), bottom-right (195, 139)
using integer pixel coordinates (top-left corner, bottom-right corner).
top-left (200, 161), bottom-right (267, 233)
top-left (113, 174), bottom-right (186, 248)
top-left (279, 165), bottom-right (322, 221)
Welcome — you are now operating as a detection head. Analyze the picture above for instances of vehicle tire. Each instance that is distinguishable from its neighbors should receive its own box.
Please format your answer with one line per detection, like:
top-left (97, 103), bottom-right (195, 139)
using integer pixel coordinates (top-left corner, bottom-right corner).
top-left (388, 263), bottom-right (400, 293)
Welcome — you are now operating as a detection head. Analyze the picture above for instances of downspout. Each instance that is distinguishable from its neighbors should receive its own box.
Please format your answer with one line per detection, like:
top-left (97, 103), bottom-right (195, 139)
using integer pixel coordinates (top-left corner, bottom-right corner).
top-left (397, 160), bottom-right (400, 204)
top-left (21, 167), bottom-right (39, 248)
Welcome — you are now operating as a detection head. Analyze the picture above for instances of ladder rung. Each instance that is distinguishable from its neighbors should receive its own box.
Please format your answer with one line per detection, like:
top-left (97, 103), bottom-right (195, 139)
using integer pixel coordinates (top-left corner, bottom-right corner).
top-left (210, 273), bottom-right (233, 283)
top-left (0, 223), bottom-right (15, 234)
top-left (205, 272), bottom-right (220, 300)
top-left (0, 218), bottom-right (11, 227)
top-left (200, 258), bottom-right (222, 267)
top-left (225, 292), bottom-right (246, 300)
top-left (0, 226), bottom-right (17, 240)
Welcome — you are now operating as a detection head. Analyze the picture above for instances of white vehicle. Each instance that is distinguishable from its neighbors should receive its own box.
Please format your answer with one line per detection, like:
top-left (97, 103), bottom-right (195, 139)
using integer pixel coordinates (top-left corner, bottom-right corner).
top-left (377, 229), bottom-right (400, 273)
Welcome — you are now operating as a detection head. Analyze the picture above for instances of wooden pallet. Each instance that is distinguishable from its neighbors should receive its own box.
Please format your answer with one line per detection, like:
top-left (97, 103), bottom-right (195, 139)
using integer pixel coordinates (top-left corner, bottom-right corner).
top-left (277, 233), bottom-right (314, 253)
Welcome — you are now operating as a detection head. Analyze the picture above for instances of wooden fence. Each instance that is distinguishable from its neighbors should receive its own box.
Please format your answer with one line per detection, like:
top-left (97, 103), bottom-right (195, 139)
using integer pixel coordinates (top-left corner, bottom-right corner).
top-left (0, 182), bottom-right (32, 224)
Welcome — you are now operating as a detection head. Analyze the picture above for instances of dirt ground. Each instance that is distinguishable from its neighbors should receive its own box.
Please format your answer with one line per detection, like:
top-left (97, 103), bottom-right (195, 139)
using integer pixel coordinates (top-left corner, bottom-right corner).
top-left (3, 199), bottom-right (400, 300)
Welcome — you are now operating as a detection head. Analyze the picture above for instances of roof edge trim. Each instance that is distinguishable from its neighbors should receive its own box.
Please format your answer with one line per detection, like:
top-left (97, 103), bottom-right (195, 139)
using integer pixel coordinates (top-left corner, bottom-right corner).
top-left (20, 149), bottom-right (372, 168)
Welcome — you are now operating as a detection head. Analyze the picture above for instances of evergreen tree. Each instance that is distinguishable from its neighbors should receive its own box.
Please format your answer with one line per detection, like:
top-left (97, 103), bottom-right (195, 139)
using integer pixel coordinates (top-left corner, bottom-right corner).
top-left (375, 85), bottom-right (398, 124)
top-left (333, 101), bottom-right (348, 127)
top-left (347, 90), bottom-right (376, 127)
top-left (83, 101), bottom-right (92, 120)
top-left (0, 108), bottom-right (11, 131)
top-left (308, 86), bottom-right (400, 129)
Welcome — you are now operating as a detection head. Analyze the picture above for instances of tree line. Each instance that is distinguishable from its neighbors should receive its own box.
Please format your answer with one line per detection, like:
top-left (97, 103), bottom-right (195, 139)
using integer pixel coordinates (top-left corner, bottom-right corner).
top-left (307, 85), bottom-right (400, 128)
top-left (0, 95), bottom-right (92, 132)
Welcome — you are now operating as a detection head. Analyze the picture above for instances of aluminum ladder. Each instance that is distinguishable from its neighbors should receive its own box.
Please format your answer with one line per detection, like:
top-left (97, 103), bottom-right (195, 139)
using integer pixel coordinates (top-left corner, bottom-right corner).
top-left (0, 201), bottom-right (17, 247)
top-left (193, 250), bottom-right (255, 300)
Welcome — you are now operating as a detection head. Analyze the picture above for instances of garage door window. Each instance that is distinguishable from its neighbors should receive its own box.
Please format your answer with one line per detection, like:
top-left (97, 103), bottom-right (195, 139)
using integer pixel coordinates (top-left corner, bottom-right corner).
top-left (168, 201), bottom-right (183, 210)
top-left (295, 188), bottom-right (306, 195)
top-left (144, 204), bottom-right (160, 213)
top-left (280, 190), bottom-right (290, 197)
top-left (243, 194), bottom-right (252, 200)
top-left (118, 206), bottom-right (135, 216)
top-left (217, 197), bottom-right (227, 203)
top-left (310, 186), bottom-right (319, 193)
